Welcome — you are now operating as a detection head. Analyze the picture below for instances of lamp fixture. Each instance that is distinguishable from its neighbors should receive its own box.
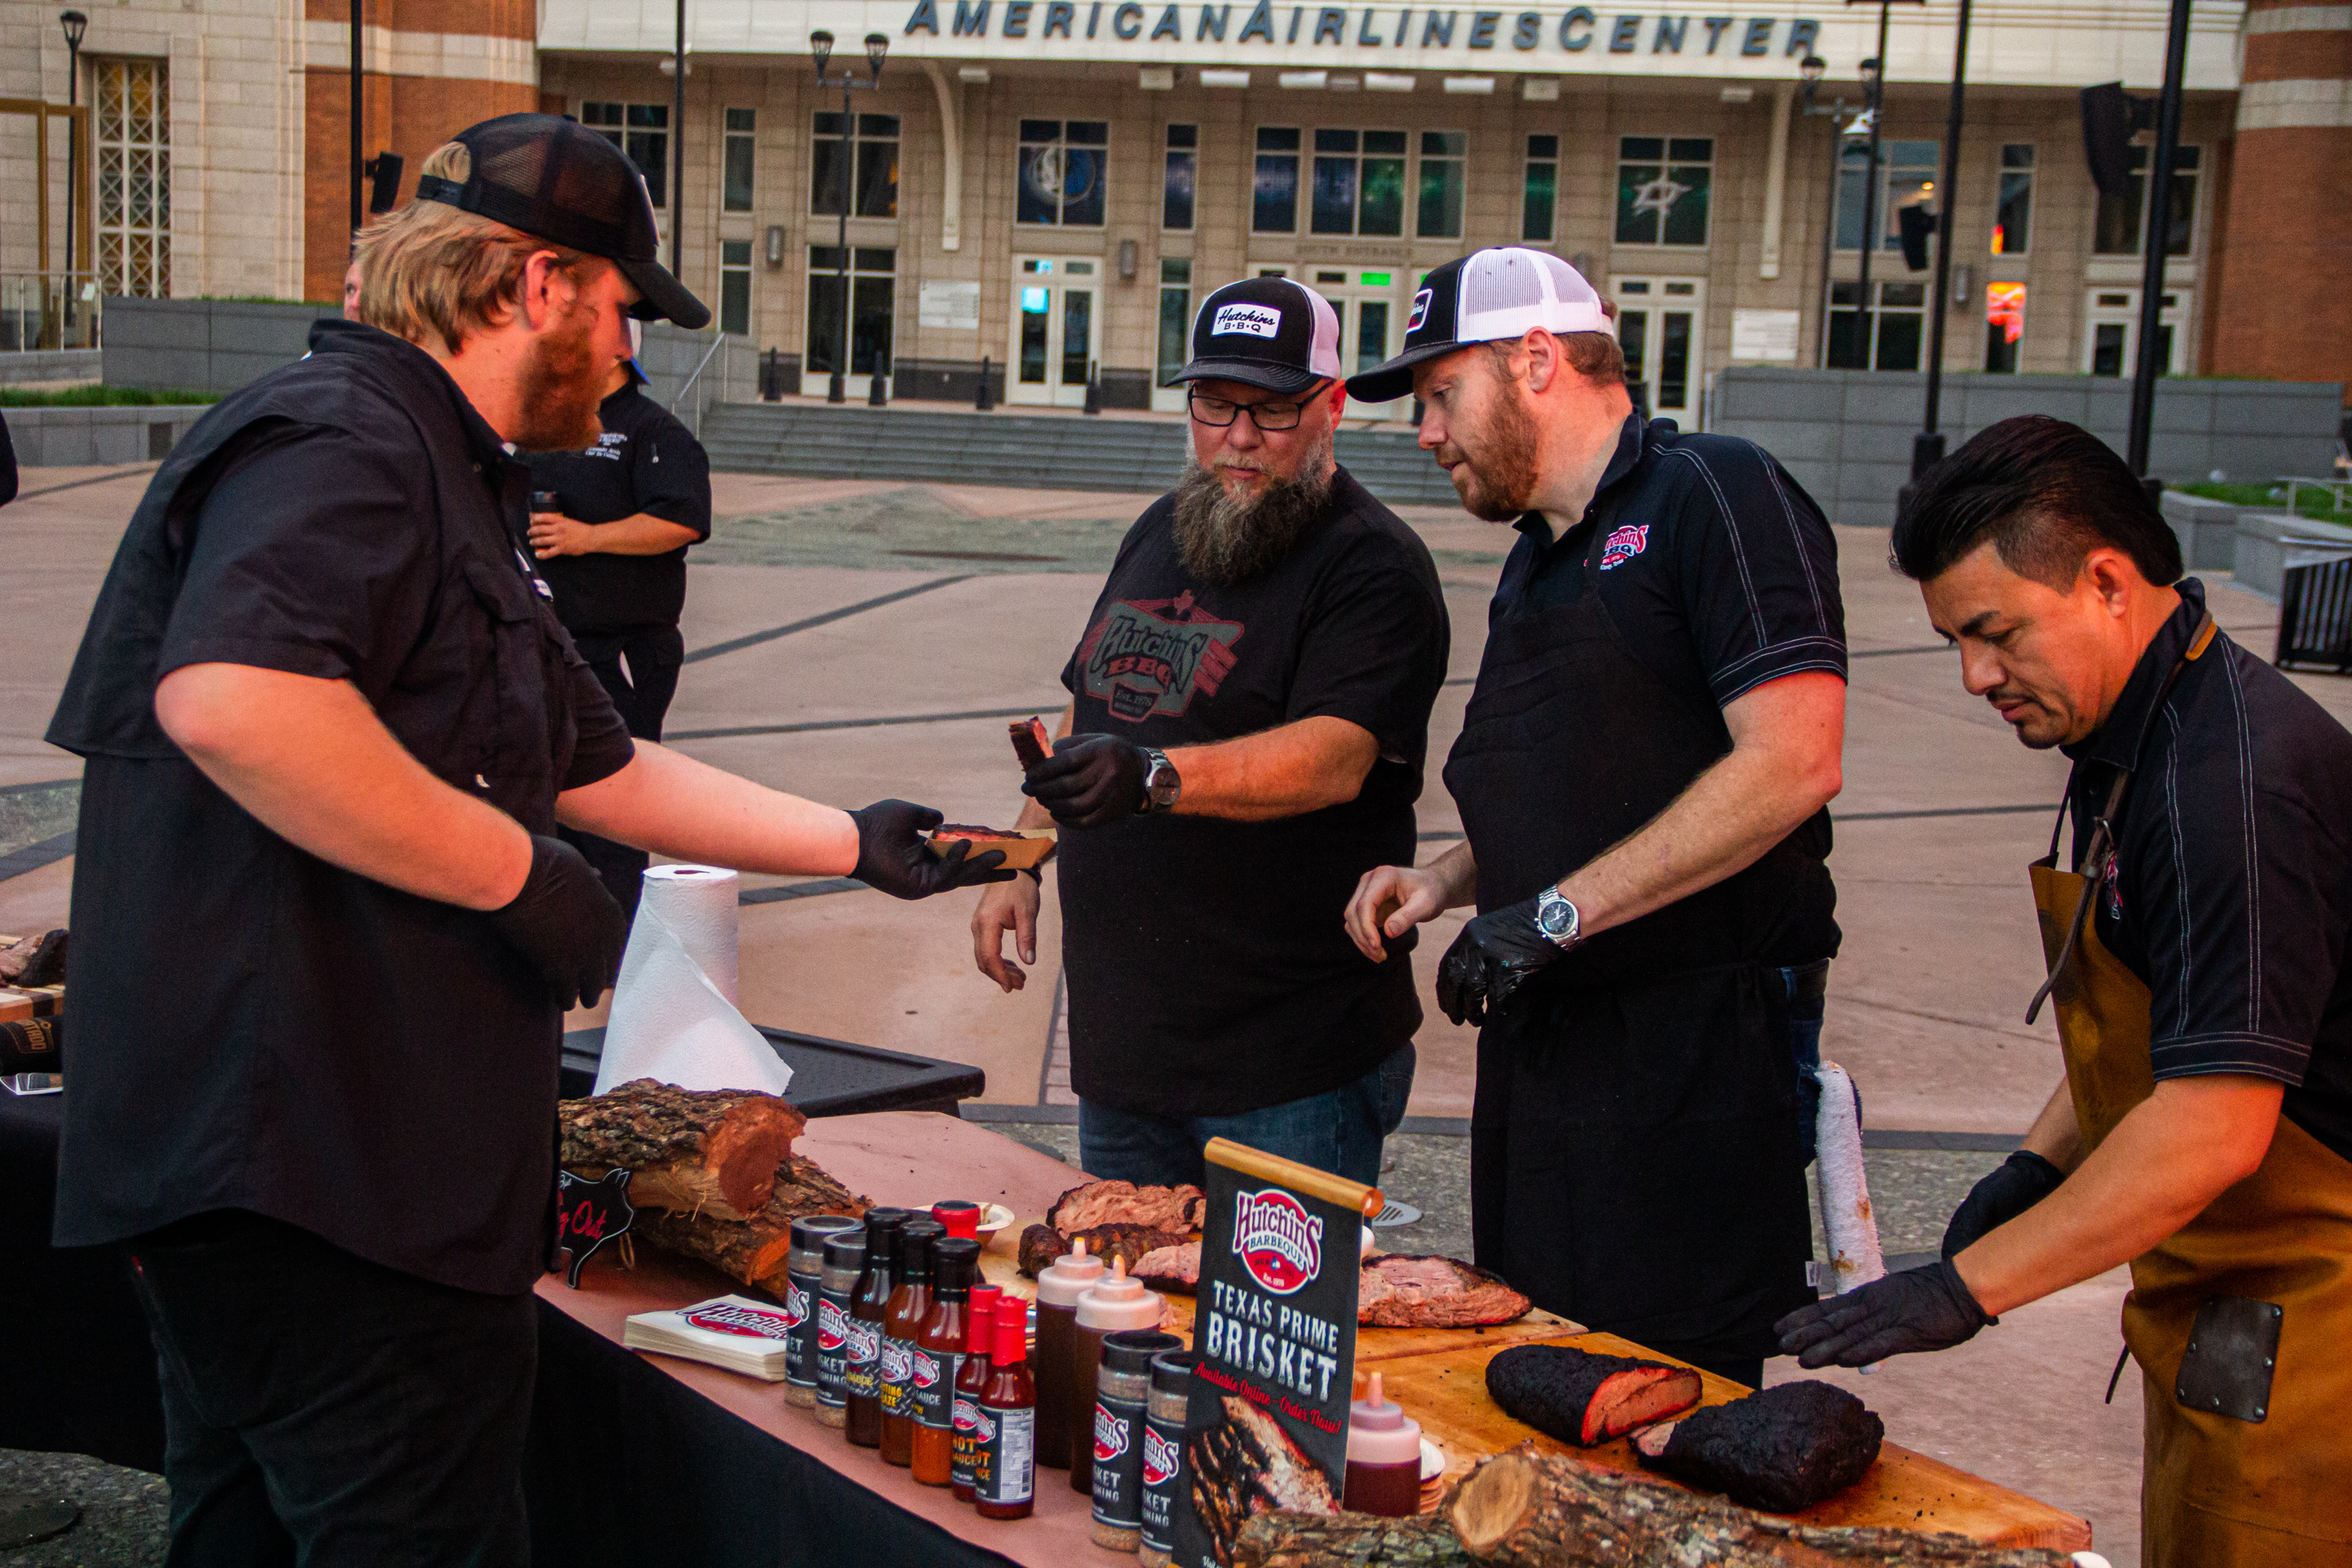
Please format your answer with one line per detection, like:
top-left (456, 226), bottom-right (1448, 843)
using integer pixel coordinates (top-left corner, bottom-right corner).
top-left (1799, 53), bottom-right (1826, 87)
top-left (864, 32), bottom-right (889, 81)
top-left (809, 29), bottom-right (834, 79)
top-left (59, 9), bottom-right (87, 47)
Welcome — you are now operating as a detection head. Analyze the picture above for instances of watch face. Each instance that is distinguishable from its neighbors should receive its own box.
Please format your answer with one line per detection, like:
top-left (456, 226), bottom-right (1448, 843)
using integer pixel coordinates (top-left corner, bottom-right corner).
top-left (1537, 895), bottom-right (1574, 940)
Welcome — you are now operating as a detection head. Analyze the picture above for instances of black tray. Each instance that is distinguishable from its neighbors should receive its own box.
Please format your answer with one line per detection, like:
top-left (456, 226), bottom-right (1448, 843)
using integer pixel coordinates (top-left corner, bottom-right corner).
top-left (559, 1025), bottom-right (984, 1117)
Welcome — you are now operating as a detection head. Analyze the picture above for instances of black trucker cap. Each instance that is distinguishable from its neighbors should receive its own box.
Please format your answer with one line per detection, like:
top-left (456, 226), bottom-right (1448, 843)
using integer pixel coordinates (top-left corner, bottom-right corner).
top-left (1174, 276), bottom-right (1343, 396)
top-left (1345, 247), bottom-right (1610, 404)
top-left (414, 113), bottom-right (711, 330)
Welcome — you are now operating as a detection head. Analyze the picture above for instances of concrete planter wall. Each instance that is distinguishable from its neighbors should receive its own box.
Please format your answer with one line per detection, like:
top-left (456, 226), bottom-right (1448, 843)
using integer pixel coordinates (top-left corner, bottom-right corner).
top-left (5, 401), bottom-right (214, 466)
top-left (2230, 510), bottom-right (2352, 598)
top-left (2159, 490), bottom-right (2249, 573)
top-left (1712, 368), bottom-right (2347, 529)
top-left (103, 297), bottom-right (340, 395)
top-left (0, 349), bottom-right (103, 386)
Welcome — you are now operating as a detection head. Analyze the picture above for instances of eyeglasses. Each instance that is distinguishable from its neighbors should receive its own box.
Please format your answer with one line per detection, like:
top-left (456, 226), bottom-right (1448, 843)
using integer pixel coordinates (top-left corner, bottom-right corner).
top-left (1187, 385), bottom-right (1324, 431)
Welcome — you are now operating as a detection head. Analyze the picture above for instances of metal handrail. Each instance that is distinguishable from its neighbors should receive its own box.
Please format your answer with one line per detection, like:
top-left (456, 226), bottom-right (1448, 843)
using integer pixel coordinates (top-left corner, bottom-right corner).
top-left (669, 332), bottom-right (728, 418)
top-left (2278, 477), bottom-right (2352, 517)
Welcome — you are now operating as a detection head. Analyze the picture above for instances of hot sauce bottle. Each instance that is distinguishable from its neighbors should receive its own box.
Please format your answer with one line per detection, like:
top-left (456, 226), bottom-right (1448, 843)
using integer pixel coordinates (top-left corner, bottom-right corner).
top-left (1341, 1372), bottom-right (1425, 1518)
top-left (951, 1286), bottom-right (1003, 1501)
top-left (1033, 1238), bottom-right (1103, 1472)
top-left (913, 1237), bottom-right (980, 1486)
top-left (1069, 1259), bottom-right (1165, 1493)
top-left (975, 1302), bottom-right (1037, 1520)
top-left (844, 1207), bottom-right (908, 1448)
top-left (880, 1218), bottom-right (944, 1465)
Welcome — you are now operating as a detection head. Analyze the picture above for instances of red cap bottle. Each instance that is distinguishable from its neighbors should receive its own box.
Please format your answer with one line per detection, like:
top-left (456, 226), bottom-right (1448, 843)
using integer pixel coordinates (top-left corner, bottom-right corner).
top-left (951, 1287), bottom-right (1000, 1501)
top-left (975, 1305), bottom-right (1036, 1519)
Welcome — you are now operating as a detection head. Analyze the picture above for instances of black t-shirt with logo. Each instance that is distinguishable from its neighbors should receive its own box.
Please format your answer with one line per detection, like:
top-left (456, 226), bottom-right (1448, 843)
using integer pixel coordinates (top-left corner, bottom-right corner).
top-left (524, 383), bottom-right (711, 642)
top-left (1054, 466), bottom-right (1450, 1117)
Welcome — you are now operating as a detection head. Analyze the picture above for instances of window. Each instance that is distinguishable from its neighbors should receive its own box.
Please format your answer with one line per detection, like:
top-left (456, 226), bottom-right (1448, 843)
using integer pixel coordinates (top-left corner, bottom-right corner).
top-left (1522, 134), bottom-right (1558, 242)
top-left (1163, 125), bottom-right (1197, 230)
top-left (1157, 257), bottom-right (1192, 386)
top-left (1835, 138), bottom-right (1937, 252)
top-left (93, 58), bottom-right (170, 298)
top-left (812, 113), bottom-right (898, 218)
top-left (1984, 281), bottom-right (2025, 372)
top-left (2094, 145), bottom-right (2200, 256)
top-left (1018, 120), bottom-right (1107, 227)
top-left (1827, 280), bottom-right (1926, 370)
top-left (2086, 289), bottom-right (2183, 376)
top-left (1615, 136), bottom-right (1712, 248)
top-left (1417, 130), bottom-right (1466, 238)
top-left (583, 102), bottom-right (669, 208)
top-left (805, 246), bottom-right (896, 378)
top-left (1991, 143), bottom-right (2032, 256)
top-left (720, 239), bottom-right (752, 335)
top-left (1312, 129), bottom-right (1407, 237)
top-left (1254, 127), bottom-right (1301, 233)
top-left (723, 108), bottom-right (756, 213)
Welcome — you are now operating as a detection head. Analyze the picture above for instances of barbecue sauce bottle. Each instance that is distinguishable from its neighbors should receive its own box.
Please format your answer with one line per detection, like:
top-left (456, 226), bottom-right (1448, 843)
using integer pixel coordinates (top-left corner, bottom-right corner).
top-left (844, 1207), bottom-right (909, 1447)
top-left (975, 1303), bottom-right (1037, 1519)
top-left (880, 1218), bottom-right (944, 1465)
top-left (1341, 1372), bottom-right (1424, 1518)
top-left (815, 1232), bottom-right (867, 1428)
top-left (1033, 1238), bottom-right (1103, 1472)
top-left (1069, 1259), bottom-right (1165, 1492)
top-left (951, 1286), bottom-right (1002, 1501)
top-left (913, 1237), bottom-right (979, 1486)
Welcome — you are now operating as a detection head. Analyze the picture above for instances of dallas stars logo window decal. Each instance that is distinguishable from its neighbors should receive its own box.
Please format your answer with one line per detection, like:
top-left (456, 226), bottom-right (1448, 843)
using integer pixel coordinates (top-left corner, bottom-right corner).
top-left (1630, 172), bottom-right (1692, 222)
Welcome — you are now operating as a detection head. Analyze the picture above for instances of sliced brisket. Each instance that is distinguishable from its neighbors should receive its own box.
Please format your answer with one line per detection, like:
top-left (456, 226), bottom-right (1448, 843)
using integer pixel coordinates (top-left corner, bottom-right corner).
top-left (1046, 1179), bottom-right (1209, 1235)
top-left (1486, 1345), bottom-right (1703, 1446)
top-left (1359, 1254), bottom-right (1532, 1328)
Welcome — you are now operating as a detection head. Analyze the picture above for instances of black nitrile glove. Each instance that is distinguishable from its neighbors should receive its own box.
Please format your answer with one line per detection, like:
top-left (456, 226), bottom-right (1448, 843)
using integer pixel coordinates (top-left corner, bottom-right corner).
top-left (1434, 896), bottom-right (1563, 1027)
top-left (1940, 1149), bottom-right (2067, 1259)
top-left (491, 834), bottom-right (627, 1010)
top-left (1023, 734), bottom-right (1151, 829)
top-left (850, 800), bottom-right (1012, 900)
top-left (1774, 1259), bottom-right (1996, 1368)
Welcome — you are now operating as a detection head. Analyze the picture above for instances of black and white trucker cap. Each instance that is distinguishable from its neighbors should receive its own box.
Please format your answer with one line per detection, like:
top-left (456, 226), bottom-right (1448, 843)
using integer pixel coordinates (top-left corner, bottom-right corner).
top-left (414, 113), bottom-right (711, 330)
top-left (1174, 276), bottom-right (1342, 396)
top-left (1345, 248), bottom-right (1610, 404)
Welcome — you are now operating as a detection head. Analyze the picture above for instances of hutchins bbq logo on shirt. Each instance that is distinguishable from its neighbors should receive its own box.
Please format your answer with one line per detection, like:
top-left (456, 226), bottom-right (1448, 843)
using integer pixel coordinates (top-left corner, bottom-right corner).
top-left (1078, 593), bottom-right (1245, 722)
top-left (1599, 523), bottom-right (1650, 571)
top-left (1094, 1406), bottom-right (1132, 1464)
top-left (1213, 302), bottom-right (1283, 339)
top-left (1141, 1425), bottom-right (1178, 1486)
top-left (1233, 1188), bottom-right (1324, 1295)
top-left (686, 1301), bottom-right (793, 1338)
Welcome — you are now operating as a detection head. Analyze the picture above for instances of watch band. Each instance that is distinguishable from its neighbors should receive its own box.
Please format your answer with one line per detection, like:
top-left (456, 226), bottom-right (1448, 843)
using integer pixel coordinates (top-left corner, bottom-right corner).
top-left (1536, 887), bottom-right (1581, 949)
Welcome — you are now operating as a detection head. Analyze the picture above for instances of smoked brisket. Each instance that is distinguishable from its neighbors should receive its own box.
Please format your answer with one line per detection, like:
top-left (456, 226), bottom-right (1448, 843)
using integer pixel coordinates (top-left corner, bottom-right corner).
top-left (1638, 1381), bottom-right (1884, 1513)
top-left (1046, 1179), bottom-right (1209, 1235)
top-left (1360, 1254), bottom-right (1531, 1328)
top-left (1017, 1221), bottom-right (1189, 1278)
top-left (1485, 1345), bottom-right (1702, 1446)
top-left (1189, 1395), bottom-right (1338, 1565)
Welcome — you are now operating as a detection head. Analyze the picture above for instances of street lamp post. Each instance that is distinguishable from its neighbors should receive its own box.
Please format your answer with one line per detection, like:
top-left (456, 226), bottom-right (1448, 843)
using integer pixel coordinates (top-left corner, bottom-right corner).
top-left (1798, 55), bottom-right (1864, 369)
top-left (2127, 0), bottom-right (2193, 481)
top-left (59, 10), bottom-right (86, 340)
top-left (1852, 42), bottom-right (1886, 370)
top-left (1914, 0), bottom-right (1975, 480)
top-left (810, 31), bottom-right (888, 405)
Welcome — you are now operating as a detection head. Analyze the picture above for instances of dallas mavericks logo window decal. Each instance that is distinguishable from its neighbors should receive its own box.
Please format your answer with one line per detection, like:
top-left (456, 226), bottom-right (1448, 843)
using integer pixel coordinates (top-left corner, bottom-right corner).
top-left (1406, 289), bottom-right (1432, 334)
top-left (1232, 1188), bottom-right (1324, 1295)
top-left (1599, 524), bottom-right (1650, 571)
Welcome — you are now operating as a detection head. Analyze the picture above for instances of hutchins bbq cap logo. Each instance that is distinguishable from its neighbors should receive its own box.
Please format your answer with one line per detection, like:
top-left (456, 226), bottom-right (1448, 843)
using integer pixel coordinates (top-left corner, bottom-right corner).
top-left (686, 1301), bottom-right (793, 1339)
top-left (1232, 1188), bottom-right (1324, 1295)
top-left (1213, 302), bottom-right (1283, 339)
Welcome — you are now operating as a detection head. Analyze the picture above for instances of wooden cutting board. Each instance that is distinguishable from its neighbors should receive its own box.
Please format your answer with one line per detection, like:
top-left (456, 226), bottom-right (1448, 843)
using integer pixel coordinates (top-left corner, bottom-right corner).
top-left (1372, 1330), bottom-right (2092, 1551)
top-left (0, 933), bottom-right (64, 1023)
top-left (978, 1216), bottom-right (1581, 1363)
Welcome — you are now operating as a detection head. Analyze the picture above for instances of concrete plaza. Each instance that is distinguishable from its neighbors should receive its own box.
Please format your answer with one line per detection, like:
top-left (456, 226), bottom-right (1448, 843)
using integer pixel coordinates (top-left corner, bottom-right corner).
top-left (6, 451), bottom-right (2348, 1566)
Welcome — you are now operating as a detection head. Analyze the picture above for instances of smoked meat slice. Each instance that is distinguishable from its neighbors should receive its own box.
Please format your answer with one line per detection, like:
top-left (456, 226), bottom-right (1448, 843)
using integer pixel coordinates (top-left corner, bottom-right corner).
top-left (1485, 1345), bottom-right (1701, 1446)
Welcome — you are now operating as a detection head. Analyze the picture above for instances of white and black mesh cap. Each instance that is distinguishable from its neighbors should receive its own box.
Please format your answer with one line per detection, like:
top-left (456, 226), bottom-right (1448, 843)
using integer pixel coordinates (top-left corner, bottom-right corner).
top-left (1174, 276), bottom-right (1342, 395)
top-left (414, 113), bottom-right (711, 330)
top-left (1345, 248), bottom-right (1610, 404)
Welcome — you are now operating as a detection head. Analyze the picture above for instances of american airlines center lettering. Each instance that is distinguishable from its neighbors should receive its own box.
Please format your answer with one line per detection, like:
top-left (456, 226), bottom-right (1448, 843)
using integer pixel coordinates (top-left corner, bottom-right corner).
top-left (1078, 593), bottom-right (1245, 722)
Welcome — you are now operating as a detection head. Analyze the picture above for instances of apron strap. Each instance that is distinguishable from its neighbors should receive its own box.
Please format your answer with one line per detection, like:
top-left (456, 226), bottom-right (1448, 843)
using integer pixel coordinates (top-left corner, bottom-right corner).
top-left (2025, 611), bottom-right (2217, 1025)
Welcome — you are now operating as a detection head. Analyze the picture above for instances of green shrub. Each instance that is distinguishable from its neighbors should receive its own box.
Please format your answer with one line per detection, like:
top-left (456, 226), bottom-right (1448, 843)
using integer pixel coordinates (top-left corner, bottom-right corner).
top-left (0, 385), bottom-right (216, 408)
top-left (2172, 480), bottom-right (2351, 524)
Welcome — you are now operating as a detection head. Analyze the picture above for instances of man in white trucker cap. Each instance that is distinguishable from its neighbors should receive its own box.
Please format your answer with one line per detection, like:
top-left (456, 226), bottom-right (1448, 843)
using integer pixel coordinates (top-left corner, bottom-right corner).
top-left (971, 275), bottom-right (1451, 1190)
top-left (1342, 249), bottom-right (1849, 1388)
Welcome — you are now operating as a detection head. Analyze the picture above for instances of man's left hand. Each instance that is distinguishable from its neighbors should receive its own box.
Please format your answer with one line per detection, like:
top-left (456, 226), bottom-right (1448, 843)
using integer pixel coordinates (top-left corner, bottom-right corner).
top-left (528, 510), bottom-right (595, 559)
top-left (1774, 1260), bottom-right (1996, 1367)
top-left (1434, 896), bottom-right (1562, 1025)
top-left (1025, 735), bottom-right (1151, 829)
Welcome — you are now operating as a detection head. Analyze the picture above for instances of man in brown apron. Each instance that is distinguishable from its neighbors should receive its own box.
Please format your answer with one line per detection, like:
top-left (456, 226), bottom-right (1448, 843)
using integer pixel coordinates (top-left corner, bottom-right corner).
top-left (1777, 415), bottom-right (2352, 1565)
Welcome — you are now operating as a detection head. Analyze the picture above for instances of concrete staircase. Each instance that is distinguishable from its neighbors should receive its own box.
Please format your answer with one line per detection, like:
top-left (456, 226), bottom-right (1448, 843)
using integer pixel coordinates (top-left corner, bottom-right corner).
top-left (699, 401), bottom-right (1462, 507)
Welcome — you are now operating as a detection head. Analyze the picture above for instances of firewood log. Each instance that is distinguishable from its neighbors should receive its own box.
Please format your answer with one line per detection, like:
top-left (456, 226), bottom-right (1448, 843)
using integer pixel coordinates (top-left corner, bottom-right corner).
top-left (1234, 1512), bottom-right (1479, 1568)
top-left (1446, 1447), bottom-right (2073, 1568)
top-left (630, 1154), bottom-right (869, 1294)
top-left (559, 1079), bottom-right (804, 1221)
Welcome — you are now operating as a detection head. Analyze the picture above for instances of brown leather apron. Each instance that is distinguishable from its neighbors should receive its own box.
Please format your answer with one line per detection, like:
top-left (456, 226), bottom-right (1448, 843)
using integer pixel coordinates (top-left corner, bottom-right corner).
top-left (2030, 615), bottom-right (2352, 1566)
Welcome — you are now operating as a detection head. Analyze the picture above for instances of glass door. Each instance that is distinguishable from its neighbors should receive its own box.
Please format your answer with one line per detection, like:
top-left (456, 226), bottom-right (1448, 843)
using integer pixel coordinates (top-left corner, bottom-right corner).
top-left (1281, 264), bottom-right (1410, 421)
top-left (800, 246), bottom-right (897, 400)
top-left (1008, 256), bottom-right (1100, 408)
top-left (2082, 288), bottom-right (2187, 376)
top-left (1610, 275), bottom-right (1704, 426)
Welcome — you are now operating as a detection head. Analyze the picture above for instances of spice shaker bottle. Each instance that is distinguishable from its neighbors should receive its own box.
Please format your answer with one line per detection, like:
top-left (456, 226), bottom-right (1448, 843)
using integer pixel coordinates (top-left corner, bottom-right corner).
top-left (1088, 1328), bottom-right (1184, 1552)
top-left (785, 1216), bottom-right (861, 1408)
top-left (814, 1231), bottom-right (867, 1428)
top-left (1138, 1349), bottom-right (1197, 1568)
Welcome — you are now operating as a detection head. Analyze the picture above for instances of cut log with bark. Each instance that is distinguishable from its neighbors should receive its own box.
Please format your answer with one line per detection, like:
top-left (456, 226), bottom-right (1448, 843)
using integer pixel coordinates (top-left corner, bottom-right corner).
top-left (559, 1079), bottom-right (805, 1221)
top-left (1446, 1446), bottom-right (2074, 1568)
top-left (1485, 1345), bottom-right (1700, 1446)
top-left (1234, 1511), bottom-right (1479, 1568)
top-left (630, 1153), bottom-right (869, 1293)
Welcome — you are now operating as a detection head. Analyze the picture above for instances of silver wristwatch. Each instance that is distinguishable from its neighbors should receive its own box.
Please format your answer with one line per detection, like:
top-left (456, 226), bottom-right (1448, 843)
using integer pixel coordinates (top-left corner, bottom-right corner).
top-left (1534, 887), bottom-right (1582, 949)
top-left (1140, 747), bottom-right (1181, 815)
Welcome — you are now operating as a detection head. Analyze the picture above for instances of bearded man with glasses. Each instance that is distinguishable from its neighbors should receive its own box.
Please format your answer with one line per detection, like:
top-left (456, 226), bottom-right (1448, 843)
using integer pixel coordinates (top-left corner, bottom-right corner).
top-left (970, 277), bottom-right (1450, 1188)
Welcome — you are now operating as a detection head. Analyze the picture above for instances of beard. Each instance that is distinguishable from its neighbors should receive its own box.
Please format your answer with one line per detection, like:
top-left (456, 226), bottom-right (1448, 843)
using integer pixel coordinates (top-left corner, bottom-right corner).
top-left (1437, 376), bottom-right (1542, 522)
top-left (510, 294), bottom-right (608, 451)
top-left (1170, 439), bottom-right (1334, 586)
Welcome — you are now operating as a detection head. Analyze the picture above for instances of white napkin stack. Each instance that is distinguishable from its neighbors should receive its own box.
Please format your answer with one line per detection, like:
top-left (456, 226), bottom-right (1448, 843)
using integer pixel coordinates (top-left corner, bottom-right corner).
top-left (623, 1294), bottom-right (797, 1379)
top-left (591, 865), bottom-right (793, 1099)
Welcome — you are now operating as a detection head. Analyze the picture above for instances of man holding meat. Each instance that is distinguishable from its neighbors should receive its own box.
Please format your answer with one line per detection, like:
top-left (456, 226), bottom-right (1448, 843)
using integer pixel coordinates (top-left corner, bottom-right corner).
top-left (971, 276), bottom-right (1450, 1189)
top-left (1343, 249), bottom-right (1846, 1388)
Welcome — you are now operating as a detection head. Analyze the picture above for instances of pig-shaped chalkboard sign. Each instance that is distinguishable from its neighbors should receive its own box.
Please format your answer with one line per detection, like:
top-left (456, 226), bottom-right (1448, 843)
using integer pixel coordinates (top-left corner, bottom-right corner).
top-left (553, 1167), bottom-right (636, 1288)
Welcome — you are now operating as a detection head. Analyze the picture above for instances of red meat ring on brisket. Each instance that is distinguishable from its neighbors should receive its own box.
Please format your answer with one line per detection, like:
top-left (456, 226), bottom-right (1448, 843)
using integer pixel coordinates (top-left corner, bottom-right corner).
top-left (1046, 1180), bottom-right (1208, 1235)
top-left (1485, 1345), bottom-right (1704, 1446)
top-left (1358, 1254), bottom-right (1533, 1328)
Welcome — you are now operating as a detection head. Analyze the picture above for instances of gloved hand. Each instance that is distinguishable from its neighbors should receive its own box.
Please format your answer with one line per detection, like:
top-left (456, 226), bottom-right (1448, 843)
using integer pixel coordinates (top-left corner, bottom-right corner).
top-left (1023, 734), bottom-right (1152, 829)
top-left (1940, 1149), bottom-right (2066, 1259)
top-left (851, 800), bottom-right (1012, 900)
top-left (490, 834), bottom-right (627, 1010)
top-left (1774, 1259), bottom-right (1996, 1368)
top-left (1434, 895), bottom-right (1563, 1026)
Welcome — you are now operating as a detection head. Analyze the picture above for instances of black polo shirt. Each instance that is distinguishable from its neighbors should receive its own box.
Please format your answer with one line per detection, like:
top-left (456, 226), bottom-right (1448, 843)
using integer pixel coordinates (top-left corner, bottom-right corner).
top-left (523, 381), bottom-right (711, 645)
top-left (2065, 579), bottom-right (2352, 1163)
top-left (45, 320), bottom-right (637, 1294)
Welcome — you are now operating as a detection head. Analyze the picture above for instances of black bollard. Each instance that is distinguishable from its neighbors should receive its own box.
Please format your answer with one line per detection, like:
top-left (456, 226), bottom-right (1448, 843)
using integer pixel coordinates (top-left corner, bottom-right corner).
top-left (1083, 359), bottom-right (1101, 416)
top-left (869, 354), bottom-right (890, 406)
top-left (976, 355), bottom-right (994, 412)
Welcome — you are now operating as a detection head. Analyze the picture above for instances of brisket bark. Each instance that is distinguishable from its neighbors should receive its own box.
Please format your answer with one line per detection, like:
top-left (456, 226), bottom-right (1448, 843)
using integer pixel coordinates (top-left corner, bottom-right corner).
top-left (1485, 1345), bottom-right (1703, 1446)
top-left (1639, 1380), bottom-right (1885, 1513)
top-left (1189, 1395), bottom-right (1339, 1565)
top-left (1017, 1221), bottom-right (1188, 1278)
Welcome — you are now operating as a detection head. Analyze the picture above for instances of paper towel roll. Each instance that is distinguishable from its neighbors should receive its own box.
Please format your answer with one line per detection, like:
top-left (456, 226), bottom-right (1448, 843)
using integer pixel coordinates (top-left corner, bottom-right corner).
top-left (639, 864), bottom-right (739, 1004)
top-left (1813, 1061), bottom-right (1885, 1297)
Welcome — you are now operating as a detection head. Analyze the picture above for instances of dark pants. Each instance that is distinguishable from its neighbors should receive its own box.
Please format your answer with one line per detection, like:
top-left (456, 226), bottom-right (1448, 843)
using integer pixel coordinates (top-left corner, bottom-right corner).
top-left (125, 1210), bottom-right (538, 1568)
top-left (1079, 1044), bottom-right (1415, 1189)
top-left (559, 626), bottom-right (684, 920)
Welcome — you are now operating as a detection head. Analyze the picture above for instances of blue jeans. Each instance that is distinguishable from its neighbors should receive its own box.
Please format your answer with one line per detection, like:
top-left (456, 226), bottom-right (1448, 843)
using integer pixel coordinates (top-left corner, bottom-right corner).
top-left (1767, 960), bottom-right (1832, 1166)
top-left (1079, 1045), bottom-right (1416, 1189)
